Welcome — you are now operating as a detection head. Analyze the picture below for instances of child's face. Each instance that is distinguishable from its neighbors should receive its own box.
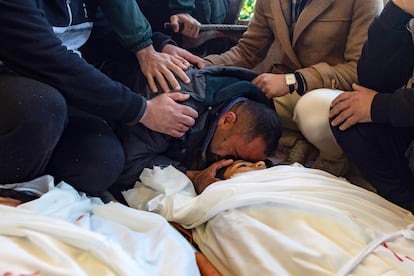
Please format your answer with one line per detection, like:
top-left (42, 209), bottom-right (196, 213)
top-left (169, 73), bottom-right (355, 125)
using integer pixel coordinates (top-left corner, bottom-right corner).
top-left (223, 160), bottom-right (267, 179)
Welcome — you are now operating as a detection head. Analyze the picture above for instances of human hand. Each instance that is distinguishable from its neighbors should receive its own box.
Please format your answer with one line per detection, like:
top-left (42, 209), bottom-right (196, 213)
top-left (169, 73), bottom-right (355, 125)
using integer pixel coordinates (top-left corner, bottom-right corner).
top-left (393, 0), bottom-right (414, 16)
top-left (0, 197), bottom-right (21, 207)
top-left (139, 92), bottom-right (198, 137)
top-left (329, 83), bottom-right (377, 131)
top-left (252, 73), bottom-right (290, 99)
top-left (162, 44), bottom-right (205, 69)
top-left (170, 13), bottom-right (201, 38)
top-left (187, 159), bottom-right (234, 194)
top-left (135, 45), bottom-right (191, 93)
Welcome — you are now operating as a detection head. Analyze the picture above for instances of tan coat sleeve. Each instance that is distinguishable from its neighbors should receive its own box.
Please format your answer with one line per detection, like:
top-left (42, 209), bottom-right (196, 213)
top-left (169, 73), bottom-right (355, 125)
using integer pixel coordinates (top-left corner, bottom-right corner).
top-left (203, 0), bottom-right (274, 68)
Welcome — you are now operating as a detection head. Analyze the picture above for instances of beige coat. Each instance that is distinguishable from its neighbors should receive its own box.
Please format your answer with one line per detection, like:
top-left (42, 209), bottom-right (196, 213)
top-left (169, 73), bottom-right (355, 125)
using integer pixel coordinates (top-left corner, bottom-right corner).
top-left (204, 0), bottom-right (384, 92)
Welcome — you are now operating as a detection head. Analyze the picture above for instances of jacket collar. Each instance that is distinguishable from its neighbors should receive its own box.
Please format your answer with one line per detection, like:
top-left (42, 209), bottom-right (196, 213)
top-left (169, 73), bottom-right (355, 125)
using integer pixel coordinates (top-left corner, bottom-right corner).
top-left (274, 0), bottom-right (334, 68)
top-left (292, 0), bottom-right (334, 46)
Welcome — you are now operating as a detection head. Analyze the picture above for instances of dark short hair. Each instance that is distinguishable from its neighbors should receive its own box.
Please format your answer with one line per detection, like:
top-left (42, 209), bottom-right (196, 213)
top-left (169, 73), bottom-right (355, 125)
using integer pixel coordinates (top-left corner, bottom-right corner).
top-left (233, 100), bottom-right (282, 156)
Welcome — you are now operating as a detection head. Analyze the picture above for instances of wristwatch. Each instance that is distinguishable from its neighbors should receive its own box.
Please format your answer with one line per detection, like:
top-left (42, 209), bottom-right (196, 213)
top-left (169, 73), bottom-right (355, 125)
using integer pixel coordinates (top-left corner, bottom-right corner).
top-left (285, 73), bottom-right (296, 94)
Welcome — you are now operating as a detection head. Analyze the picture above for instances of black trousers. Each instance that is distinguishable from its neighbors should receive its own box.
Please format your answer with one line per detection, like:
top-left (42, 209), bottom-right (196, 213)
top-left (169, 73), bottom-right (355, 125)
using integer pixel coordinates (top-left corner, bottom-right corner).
top-left (0, 74), bottom-right (124, 196)
top-left (331, 122), bottom-right (414, 211)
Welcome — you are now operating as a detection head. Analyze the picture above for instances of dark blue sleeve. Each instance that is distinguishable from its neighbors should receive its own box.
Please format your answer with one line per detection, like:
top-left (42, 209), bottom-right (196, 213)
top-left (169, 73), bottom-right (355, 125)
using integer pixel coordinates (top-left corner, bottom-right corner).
top-left (0, 0), bottom-right (146, 125)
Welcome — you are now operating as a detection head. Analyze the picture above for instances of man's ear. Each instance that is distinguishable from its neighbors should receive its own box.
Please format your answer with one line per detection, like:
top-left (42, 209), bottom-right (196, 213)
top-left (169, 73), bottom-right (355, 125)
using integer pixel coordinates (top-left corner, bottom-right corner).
top-left (218, 111), bottom-right (237, 129)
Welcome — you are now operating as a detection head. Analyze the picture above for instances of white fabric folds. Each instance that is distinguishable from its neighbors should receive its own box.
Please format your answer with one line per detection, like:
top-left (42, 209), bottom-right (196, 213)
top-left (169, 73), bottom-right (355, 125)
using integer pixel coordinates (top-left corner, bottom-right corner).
top-left (124, 164), bottom-right (414, 275)
top-left (0, 175), bottom-right (199, 276)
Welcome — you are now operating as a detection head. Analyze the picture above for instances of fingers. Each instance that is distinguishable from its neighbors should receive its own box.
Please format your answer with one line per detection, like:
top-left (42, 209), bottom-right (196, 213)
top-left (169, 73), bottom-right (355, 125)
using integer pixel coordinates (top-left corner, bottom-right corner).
top-left (167, 92), bottom-right (191, 102)
top-left (140, 93), bottom-right (198, 137)
top-left (251, 75), bottom-right (261, 86)
top-left (330, 107), bottom-right (353, 130)
top-left (168, 62), bottom-right (190, 84)
top-left (170, 17), bottom-right (180, 33)
top-left (168, 92), bottom-right (199, 120)
top-left (160, 66), bottom-right (181, 92)
top-left (182, 23), bottom-right (200, 38)
top-left (209, 159), bottom-right (234, 180)
top-left (330, 92), bottom-right (350, 110)
top-left (194, 58), bottom-right (206, 69)
top-left (146, 60), bottom-right (185, 93)
top-left (214, 159), bottom-right (234, 171)
top-left (329, 93), bottom-right (357, 131)
top-left (147, 76), bottom-right (158, 93)
top-left (169, 124), bottom-right (191, 138)
top-left (171, 13), bottom-right (200, 38)
top-left (175, 55), bottom-right (191, 68)
top-left (352, 83), bottom-right (361, 90)
top-left (155, 70), bottom-right (174, 93)
top-left (251, 76), bottom-right (267, 95)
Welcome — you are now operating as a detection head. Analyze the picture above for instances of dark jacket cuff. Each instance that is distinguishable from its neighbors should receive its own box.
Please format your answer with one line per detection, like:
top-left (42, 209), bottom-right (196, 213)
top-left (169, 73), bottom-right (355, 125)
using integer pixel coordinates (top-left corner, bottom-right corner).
top-left (371, 93), bottom-right (391, 123)
top-left (294, 72), bottom-right (307, 95)
top-left (151, 32), bottom-right (177, 52)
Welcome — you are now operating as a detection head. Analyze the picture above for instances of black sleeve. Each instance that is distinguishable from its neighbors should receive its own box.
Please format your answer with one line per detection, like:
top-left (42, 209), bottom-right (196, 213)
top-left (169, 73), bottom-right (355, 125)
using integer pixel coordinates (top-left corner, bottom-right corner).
top-left (151, 32), bottom-right (177, 52)
top-left (358, 1), bottom-right (414, 127)
top-left (0, 0), bottom-right (146, 125)
top-left (118, 124), bottom-right (185, 190)
top-left (371, 88), bottom-right (414, 127)
top-left (358, 0), bottom-right (414, 93)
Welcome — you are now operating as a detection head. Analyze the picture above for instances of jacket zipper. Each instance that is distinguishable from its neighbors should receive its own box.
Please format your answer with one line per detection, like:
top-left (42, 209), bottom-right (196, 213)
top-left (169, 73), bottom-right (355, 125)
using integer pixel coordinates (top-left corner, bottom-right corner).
top-left (65, 0), bottom-right (73, 27)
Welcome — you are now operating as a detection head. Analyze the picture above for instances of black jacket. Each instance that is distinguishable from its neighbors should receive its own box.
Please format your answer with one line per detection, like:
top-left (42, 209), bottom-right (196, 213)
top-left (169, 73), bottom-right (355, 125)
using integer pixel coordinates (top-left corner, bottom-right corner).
top-left (0, 0), bottom-right (155, 125)
top-left (117, 66), bottom-right (273, 190)
top-left (358, 0), bottom-right (414, 127)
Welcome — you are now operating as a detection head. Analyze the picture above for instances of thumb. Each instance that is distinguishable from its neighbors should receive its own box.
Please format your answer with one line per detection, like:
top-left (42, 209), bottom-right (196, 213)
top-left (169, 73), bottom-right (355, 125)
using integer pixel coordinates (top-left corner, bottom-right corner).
top-left (170, 16), bottom-right (180, 33)
top-left (352, 83), bottom-right (361, 90)
top-left (216, 159), bottom-right (234, 170)
top-left (167, 92), bottom-right (191, 102)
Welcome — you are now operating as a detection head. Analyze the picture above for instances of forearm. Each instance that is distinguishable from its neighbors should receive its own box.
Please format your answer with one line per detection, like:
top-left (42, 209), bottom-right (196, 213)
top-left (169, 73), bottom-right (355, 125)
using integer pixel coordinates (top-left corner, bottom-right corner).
top-left (371, 88), bottom-right (414, 127)
top-left (168, 0), bottom-right (195, 14)
top-left (99, 0), bottom-right (153, 53)
top-left (0, 0), bottom-right (145, 124)
top-left (203, 0), bottom-right (272, 67)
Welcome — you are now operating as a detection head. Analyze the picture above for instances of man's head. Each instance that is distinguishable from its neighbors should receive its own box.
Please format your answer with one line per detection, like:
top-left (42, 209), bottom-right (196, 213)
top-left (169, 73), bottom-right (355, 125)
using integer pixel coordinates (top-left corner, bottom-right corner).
top-left (207, 100), bottom-right (282, 164)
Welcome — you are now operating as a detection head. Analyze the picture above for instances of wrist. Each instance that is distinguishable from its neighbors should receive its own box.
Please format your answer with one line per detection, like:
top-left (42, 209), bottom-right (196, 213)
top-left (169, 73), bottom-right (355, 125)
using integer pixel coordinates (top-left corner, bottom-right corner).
top-left (186, 170), bottom-right (202, 193)
top-left (285, 73), bottom-right (296, 94)
top-left (135, 45), bottom-right (155, 61)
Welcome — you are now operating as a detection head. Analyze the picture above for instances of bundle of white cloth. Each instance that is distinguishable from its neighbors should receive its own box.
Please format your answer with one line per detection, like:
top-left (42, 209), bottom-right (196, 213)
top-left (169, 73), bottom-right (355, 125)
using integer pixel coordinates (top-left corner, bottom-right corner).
top-left (124, 164), bottom-right (414, 275)
top-left (0, 175), bottom-right (199, 276)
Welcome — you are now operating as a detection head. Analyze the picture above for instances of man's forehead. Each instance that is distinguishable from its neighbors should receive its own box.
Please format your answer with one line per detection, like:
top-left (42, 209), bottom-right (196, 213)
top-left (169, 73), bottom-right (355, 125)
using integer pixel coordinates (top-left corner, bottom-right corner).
top-left (237, 136), bottom-right (267, 161)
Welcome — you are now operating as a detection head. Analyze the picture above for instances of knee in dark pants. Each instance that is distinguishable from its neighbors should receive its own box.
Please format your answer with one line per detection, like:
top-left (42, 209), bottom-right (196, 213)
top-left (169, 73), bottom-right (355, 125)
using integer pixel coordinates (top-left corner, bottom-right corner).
top-left (46, 115), bottom-right (125, 196)
top-left (0, 75), bottom-right (67, 183)
top-left (0, 74), bottom-right (67, 141)
top-left (331, 122), bottom-right (414, 210)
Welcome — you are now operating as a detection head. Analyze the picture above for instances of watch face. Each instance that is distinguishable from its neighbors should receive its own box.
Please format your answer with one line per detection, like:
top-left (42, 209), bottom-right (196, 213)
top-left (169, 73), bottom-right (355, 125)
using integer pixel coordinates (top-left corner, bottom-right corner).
top-left (285, 74), bottom-right (296, 85)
